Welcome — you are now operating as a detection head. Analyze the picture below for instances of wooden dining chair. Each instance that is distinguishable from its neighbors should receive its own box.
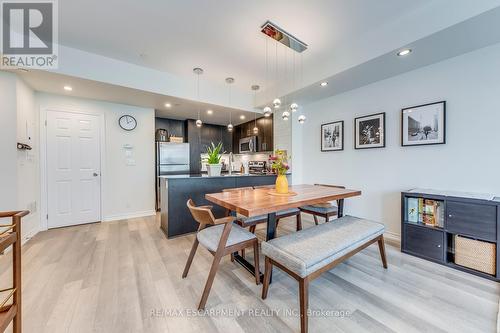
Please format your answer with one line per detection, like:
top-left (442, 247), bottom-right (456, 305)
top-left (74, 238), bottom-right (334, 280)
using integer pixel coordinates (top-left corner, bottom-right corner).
top-left (299, 184), bottom-right (345, 225)
top-left (182, 199), bottom-right (260, 310)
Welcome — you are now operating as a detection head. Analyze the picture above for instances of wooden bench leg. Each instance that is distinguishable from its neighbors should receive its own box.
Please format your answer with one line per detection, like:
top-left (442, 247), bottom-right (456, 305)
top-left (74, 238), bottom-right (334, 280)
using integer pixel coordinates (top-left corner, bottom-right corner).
top-left (325, 215), bottom-right (329, 222)
top-left (299, 278), bottom-right (309, 333)
top-left (261, 257), bottom-right (272, 299)
top-left (378, 236), bottom-right (388, 269)
top-left (313, 215), bottom-right (319, 225)
top-left (253, 241), bottom-right (260, 285)
top-left (182, 237), bottom-right (199, 278)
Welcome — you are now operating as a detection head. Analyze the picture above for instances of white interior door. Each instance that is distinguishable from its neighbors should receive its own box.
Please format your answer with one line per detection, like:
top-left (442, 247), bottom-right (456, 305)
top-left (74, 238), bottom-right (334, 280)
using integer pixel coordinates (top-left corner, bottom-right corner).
top-left (46, 110), bottom-right (101, 228)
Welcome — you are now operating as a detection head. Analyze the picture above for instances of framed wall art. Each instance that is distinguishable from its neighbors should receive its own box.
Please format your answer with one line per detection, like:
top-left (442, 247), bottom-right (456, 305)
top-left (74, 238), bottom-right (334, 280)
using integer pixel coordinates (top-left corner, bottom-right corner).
top-left (321, 121), bottom-right (344, 151)
top-left (354, 112), bottom-right (385, 149)
top-left (402, 101), bottom-right (446, 147)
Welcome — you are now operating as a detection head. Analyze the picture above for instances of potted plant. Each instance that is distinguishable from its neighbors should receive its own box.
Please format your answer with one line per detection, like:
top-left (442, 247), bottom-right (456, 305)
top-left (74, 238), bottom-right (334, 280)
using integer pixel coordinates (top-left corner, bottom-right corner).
top-left (206, 142), bottom-right (224, 177)
top-left (270, 150), bottom-right (290, 194)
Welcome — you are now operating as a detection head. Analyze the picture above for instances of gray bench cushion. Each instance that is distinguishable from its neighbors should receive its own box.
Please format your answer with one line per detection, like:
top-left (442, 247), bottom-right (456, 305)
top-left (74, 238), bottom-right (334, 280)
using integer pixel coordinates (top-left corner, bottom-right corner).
top-left (300, 204), bottom-right (338, 214)
top-left (197, 223), bottom-right (256, 252)
top-left (261, 216), bottom-right (384, 277)
top-left (237, 208), bottom-right (300, 226)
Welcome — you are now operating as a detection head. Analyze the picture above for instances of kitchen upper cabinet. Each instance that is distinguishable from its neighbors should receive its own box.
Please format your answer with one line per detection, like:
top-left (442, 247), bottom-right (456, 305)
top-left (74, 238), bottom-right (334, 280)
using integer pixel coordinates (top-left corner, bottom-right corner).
top-left (231, 115), bottom-right (273, 153)
top-left (221, 128), bottom-right (232, 153)
top-left (155, 117), bottom-right (186, 139)
top-left (257, 115), bottom-right (273, 152)
top-left (186, 119), bottom-right (233, 173)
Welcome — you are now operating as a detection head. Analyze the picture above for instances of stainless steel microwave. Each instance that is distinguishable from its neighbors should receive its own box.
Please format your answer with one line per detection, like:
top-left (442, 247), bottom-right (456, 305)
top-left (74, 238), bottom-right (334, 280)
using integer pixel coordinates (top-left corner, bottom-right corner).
top-left (239, 136), bottom-right (257, 153)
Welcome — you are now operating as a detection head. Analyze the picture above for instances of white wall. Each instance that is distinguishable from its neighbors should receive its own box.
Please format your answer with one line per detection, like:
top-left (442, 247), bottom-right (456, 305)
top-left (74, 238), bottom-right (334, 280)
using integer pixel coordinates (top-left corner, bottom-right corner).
top-left (297, 43), bottom-right (500, 238)
top-left (36, 93), bottom-right (156, 223)
top-left (16, 77), bottom-right (39, 238)
top-left (0, 72), bottom-right (39, 240)
top-left (0, 72), bottom-right (18, 212)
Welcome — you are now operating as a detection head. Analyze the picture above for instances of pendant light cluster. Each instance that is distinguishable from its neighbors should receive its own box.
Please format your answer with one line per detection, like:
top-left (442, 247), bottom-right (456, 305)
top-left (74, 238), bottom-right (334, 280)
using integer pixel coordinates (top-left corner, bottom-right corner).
top-left (225, 77), bottom-right (234, 132)
top-left (193, 67), bottom-right (203, 127)
top-left (261, 28), bottom-right (306, 124)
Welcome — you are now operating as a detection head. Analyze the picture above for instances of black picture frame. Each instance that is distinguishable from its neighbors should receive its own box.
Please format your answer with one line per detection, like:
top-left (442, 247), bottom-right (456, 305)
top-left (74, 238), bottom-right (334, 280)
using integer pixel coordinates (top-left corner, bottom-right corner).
top-left (321, 121), bottom-right (344, 152)
top-left (401, 101), bottom-right (446, 147)
top-left (354, 112), bottom-right (386, 149)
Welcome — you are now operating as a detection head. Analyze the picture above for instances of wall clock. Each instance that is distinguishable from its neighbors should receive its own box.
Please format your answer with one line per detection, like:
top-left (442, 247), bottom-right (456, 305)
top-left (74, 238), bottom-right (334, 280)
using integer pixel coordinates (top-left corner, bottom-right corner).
top-left (119, 115), bottom-right (137, 131)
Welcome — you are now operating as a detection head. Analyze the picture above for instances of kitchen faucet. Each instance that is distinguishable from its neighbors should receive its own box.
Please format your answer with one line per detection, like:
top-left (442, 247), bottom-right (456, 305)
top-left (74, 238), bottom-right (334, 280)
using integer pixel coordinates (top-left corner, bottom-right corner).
top-left (228, 152), bottom-right (234, 175)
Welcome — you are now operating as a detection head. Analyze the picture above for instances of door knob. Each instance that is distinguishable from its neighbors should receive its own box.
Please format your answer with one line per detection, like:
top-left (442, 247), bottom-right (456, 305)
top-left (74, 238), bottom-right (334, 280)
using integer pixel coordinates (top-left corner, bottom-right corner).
top-left (93, 172), bottom-right (99, 177)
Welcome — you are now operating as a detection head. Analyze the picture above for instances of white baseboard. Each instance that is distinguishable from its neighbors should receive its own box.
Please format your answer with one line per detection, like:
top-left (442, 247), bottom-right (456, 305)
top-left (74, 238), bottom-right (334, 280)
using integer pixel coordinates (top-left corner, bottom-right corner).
top-left (384, 231), bottom-right (401, 247)
top-left (102, 210), bottom-right (156, 222)
top-left (22, 227), bottom-right (40, 246)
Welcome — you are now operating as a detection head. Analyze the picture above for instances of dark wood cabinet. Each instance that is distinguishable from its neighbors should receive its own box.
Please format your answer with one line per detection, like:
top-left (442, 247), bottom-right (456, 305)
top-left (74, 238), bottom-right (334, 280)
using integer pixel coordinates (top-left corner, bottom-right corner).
top-left (155, 117), bottom-right (186, 139)
top-left (401, 190), bottom-right (500, 281)
top-left (232, 115), bottom-right (273, 153)
top-left (257, 115), bottom-right (273, 152)
top-left (186, 119), bottom-right (233, 173)
top-left (404, 224), bottom-right (444, 262)
top-left (446, 201), bottom-right (497, 242)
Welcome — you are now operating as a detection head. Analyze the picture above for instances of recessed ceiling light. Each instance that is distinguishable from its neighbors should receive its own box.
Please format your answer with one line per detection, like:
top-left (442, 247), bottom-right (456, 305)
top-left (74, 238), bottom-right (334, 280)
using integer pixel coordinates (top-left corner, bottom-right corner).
top-left (240, 115), bottom-right (246, 120)
top-left (164, 103), bottom-right (171, 108)
top-left (64, 86), bottom-right (73, 91)
top-left (320, 82), bottom-right (328, 87)
top-left (207, 110), bottom-right (213, 115)
top-left (397, 49), bottom-right (412, 56)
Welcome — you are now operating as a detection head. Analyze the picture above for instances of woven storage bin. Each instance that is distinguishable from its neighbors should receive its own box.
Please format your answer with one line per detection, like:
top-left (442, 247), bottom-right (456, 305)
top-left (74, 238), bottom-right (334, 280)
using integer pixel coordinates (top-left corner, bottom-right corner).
top-left (455, 235), bottom-right (496, 275)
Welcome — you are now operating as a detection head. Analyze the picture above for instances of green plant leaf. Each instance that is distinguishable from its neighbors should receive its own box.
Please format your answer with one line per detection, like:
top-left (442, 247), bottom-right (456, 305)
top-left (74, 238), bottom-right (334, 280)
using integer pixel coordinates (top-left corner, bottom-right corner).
top-left (206, 142), bottom-right (223, 164)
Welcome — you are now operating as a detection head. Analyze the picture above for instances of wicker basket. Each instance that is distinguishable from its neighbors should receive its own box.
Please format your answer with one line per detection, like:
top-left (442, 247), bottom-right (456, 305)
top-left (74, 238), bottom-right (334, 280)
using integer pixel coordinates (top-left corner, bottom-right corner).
top-left (455, 235), bottom-right (496, 275)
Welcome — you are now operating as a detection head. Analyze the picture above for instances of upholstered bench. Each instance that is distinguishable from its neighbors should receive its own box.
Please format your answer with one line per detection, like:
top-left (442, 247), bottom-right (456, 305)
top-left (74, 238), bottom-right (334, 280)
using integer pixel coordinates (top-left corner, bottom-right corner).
top-left (261, 215), bottom-right (387, 333)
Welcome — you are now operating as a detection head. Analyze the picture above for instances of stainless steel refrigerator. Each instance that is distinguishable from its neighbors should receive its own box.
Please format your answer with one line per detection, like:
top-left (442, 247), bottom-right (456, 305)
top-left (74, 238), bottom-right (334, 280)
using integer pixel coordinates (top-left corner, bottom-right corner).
top-left (155, 142), bottom-right (190, 210)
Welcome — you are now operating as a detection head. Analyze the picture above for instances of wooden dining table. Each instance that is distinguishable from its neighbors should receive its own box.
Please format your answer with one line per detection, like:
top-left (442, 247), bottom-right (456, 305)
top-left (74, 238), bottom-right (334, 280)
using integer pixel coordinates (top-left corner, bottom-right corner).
top-left (205, 184), bottom-right (362, 279)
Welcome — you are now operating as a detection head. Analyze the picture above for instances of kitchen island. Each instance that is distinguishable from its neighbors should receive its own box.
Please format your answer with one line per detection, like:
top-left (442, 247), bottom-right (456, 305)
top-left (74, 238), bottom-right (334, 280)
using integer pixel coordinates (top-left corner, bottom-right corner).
top-left (159, 173), bottom-right (282, 238)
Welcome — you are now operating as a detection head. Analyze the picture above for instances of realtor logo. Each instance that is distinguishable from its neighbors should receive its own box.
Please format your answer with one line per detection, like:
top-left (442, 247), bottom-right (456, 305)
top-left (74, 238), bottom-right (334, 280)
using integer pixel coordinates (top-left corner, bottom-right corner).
top-left (1, 0), bottom-right (58, 69)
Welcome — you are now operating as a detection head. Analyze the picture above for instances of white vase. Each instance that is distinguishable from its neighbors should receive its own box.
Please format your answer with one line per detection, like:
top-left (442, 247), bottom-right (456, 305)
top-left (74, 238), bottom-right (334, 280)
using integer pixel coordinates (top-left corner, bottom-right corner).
top-left (207, 164), bottom-right (222, 177)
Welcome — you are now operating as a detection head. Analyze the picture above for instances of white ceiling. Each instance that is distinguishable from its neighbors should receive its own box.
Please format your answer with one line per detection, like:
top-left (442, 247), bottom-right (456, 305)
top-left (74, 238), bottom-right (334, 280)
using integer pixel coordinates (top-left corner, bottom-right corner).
top-left (9, 0), bottom-right (500, 120)
top-left (58, 0), bottom-right (432, 94)
top-left (14, 70), bottom-right (258, 125)
top-left (286, 5), bottom-right (500, 107)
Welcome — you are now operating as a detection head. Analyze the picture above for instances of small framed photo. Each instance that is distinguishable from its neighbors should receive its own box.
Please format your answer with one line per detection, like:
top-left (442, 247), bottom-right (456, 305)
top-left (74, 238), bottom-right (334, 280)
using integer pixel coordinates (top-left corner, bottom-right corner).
top-left (321, 121), bottom-right (344, 151)
top-left (354, 112), bottom-right (385, 149)
top-left (402, 101), bottom-right (446, 146)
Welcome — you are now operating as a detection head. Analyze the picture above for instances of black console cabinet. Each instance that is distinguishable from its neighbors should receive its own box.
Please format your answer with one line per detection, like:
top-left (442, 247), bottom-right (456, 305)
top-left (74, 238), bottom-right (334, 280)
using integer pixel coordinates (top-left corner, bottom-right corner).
top-left (401, 189), bottom-right (500, 281)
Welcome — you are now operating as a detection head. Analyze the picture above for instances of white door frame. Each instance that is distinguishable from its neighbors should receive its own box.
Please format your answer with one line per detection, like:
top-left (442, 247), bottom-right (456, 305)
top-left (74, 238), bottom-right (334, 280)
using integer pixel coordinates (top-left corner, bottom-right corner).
top-left (40, 106), bottom-right (106, 231)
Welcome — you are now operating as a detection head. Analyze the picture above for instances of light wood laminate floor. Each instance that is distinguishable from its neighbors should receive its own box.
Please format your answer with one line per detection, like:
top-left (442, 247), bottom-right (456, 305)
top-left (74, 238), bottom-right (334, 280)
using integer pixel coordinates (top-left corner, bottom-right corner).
top-left (1, 214), bottom-right (499, 333)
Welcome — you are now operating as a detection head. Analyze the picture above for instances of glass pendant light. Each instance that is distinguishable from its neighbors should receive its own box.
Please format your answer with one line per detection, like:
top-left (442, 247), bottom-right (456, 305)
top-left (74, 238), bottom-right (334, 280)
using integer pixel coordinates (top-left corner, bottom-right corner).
top-left (273, 98), bottom-right (281, 109)
top-left (298, 53), bottom-right (306, 124)
top-left (263, 37), bottom-right (272, 117)
top-left (225, 77), bottom-right (234, 131)
top-left (251, 85), bottom-right (259, 134)
top-left (193, 67), bottom-right (203, 127)
top-left (273, 41), bottom-right (281, 109)
top-left (263, 106), bottom-right (272, 117)
top-left (282, 110), bottom-right (290, 120)
top-left (290, 51), bottom-right (299, 113)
